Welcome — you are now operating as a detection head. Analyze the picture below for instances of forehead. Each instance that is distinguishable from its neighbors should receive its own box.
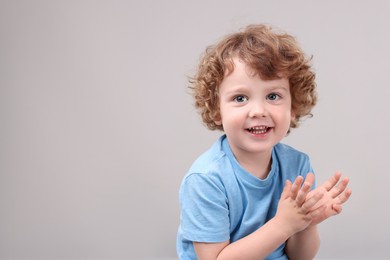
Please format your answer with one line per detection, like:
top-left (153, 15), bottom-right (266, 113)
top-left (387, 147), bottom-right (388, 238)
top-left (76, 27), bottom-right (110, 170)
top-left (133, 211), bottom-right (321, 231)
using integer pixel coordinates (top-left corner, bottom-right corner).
top-left (220, 58), bottom-right (289, 90)
top-left (223, 57), bottom-right (286, 80)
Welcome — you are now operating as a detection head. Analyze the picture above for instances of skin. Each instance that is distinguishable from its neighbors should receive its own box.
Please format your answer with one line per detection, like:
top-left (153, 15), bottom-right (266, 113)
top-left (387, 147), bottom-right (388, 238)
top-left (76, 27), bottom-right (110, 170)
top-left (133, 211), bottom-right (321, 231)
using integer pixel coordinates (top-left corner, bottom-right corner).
top-left (193, 58), bottom-right (352, 260)
top-left (214, 58), bottom-right (293, 179)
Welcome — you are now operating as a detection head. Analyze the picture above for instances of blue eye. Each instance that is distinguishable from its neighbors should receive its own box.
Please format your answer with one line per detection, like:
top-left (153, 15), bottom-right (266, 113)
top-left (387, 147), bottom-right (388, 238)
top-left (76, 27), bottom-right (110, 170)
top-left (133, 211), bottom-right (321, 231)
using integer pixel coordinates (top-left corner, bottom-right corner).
top-left (267, 93), bottom-right (280, 101)
top-left (234, 95), bottom-right (248, 103)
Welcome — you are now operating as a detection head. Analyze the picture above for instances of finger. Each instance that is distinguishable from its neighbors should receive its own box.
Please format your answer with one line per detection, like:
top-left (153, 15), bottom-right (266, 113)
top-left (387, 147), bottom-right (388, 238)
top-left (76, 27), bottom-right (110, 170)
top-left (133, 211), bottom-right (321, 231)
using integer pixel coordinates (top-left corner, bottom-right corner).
top-left (305, 172), bottom-right (315, 187)
top-left (281, 180), bottom-right (292, 200)
top-left (295, 173), bottom-right (315, 206)
top-left (329, 177), bottom-right (350, 199)
top-left (302, 190), bottom-right (324, 213)
top-left (321, 172), bottom-right (342, 192)
top-left (296, 181), bottom-right (312, 206)
top-left (290, 176), bottom-right (303, 200)
top-left (332, 188), bottom-right (352, 214)
top-left (336, 188), bottom-right (352, 205)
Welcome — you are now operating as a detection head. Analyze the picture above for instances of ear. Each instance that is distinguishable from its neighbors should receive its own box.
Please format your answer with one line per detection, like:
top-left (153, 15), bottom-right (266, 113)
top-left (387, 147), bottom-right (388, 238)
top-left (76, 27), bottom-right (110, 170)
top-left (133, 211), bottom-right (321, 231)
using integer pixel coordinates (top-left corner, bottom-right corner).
top-left (213, 113), bottom-right (222, 126)
top-left (290, 109), bottom-right (296, 120)
top-left (214, 118), bottom-right (222, 126)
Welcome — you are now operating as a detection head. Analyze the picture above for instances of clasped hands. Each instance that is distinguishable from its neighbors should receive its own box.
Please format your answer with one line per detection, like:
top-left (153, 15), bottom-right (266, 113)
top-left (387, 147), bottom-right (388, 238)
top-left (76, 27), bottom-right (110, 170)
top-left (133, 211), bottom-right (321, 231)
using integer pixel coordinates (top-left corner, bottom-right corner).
top-left (276, 172), bottom-right (352, 236)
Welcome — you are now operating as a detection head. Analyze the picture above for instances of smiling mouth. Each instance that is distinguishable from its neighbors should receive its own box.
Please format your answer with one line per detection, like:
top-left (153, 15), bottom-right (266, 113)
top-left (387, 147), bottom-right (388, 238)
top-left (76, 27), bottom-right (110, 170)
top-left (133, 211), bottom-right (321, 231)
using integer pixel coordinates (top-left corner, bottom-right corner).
top-left (247, 126), bottom-right (270, 134)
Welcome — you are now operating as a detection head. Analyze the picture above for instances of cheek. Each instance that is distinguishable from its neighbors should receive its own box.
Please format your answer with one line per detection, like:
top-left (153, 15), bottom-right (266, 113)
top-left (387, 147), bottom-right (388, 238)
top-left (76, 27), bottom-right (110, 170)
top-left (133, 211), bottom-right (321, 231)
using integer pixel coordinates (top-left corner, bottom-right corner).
top-left (275, 105), bottom-right (292, 117)
top-left (274, 108), bottom-right (293, 128)
top-left (217, 107), bottom-right (239, 128)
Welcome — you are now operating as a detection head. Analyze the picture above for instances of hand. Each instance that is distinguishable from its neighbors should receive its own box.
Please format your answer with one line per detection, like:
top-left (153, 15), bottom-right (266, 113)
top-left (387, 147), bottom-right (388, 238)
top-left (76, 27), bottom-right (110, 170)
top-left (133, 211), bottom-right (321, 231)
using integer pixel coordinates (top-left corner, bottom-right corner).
top-left (307, 172), bottom-right (352, 226)
top-left (275, 174), bottom-right (324, 236)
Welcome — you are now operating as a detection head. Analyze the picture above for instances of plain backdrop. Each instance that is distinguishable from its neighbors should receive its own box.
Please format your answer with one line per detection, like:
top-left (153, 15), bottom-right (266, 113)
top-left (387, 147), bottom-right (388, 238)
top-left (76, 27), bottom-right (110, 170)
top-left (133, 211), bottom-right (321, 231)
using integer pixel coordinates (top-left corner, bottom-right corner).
top-left (1, 0), bottom-right (389, 259)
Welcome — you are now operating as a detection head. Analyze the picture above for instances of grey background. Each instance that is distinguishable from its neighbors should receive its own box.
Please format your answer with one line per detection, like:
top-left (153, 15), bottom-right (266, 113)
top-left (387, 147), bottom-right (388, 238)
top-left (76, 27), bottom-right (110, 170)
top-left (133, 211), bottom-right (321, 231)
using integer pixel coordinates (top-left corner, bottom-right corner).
top-left (1, 0), bottom-right (389, 259)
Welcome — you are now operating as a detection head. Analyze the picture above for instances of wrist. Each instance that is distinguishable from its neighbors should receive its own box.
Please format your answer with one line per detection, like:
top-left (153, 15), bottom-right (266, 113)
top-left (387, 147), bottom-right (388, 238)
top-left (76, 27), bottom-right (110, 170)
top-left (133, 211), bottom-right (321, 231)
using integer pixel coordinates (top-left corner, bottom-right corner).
top-left (291, 224), bottom-right (318, 239)
top-left (270, 216), bottom-right (296, 239)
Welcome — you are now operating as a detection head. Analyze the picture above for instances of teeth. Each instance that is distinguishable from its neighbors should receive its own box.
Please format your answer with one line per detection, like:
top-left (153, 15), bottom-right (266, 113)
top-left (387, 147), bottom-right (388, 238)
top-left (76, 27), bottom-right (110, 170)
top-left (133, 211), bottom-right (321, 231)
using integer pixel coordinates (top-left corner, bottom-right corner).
top-left (248, 126), bottom-right (268, 134)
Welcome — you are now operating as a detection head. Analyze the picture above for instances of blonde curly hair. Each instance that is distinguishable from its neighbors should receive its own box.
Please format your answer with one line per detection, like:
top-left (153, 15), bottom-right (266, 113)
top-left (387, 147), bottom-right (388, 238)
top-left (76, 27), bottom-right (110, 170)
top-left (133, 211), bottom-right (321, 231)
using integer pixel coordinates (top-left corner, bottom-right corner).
top-left (190, 24), bottom-right (317, 131)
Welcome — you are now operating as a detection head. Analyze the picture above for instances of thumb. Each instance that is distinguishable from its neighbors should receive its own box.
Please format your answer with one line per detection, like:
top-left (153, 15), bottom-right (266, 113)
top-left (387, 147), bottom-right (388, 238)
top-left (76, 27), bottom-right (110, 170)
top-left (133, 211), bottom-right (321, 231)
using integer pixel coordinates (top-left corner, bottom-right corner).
top-left (332, 204), bottom-right (343, 214)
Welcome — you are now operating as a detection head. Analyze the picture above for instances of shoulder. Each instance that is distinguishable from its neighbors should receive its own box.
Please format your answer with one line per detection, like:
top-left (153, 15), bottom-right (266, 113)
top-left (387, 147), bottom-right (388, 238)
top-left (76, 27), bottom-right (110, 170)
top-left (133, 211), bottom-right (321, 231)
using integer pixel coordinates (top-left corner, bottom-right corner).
top-left (188, 136), bottom-right (231, 175)
top-left (273, 143), bottom-right (312, 177)
top-left (274, 142), bottom-right (310, 161)
top-left (181, 136), bottom-right (233, 192)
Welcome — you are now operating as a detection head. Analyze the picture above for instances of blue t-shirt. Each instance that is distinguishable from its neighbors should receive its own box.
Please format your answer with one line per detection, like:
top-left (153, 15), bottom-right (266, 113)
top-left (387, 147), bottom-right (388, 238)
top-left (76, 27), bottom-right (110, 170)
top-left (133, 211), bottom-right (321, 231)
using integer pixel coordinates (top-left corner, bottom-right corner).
top-left (177, 135), bottom-right (314, 260)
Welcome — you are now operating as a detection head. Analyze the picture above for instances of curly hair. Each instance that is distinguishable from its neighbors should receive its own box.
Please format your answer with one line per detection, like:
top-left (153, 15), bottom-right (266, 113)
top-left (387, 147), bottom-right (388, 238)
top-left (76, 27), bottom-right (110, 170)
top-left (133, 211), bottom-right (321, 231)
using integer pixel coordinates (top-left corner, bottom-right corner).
top-left (190, 24), bottom-right (317, 131)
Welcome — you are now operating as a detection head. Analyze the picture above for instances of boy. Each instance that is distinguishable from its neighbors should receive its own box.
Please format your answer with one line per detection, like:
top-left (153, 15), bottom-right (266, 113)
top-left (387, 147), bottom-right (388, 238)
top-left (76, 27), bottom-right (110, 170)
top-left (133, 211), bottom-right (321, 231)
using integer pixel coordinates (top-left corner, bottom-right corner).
top-left (177, 24), bottom-right (352, 260)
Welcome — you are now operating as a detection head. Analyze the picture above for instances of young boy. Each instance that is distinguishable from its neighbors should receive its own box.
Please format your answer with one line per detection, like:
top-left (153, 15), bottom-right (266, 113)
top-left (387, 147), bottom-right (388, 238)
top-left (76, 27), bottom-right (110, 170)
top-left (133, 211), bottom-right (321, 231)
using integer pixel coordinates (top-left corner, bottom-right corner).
top-left (177, 24), bottom-right (352, 260)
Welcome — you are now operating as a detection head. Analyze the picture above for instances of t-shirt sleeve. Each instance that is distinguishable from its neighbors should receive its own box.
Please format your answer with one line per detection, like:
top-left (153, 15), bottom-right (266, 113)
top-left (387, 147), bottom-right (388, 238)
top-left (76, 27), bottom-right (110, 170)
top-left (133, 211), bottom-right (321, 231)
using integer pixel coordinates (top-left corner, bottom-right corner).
top-left (179, 173), bottom-right (230, 243)
top-left (300, 154), bottom-right (316, 188)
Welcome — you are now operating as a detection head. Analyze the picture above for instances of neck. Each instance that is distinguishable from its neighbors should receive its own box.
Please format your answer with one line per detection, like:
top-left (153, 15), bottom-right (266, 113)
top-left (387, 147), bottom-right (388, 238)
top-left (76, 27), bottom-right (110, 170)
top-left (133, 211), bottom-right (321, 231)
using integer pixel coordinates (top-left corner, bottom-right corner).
top-left (234, 149), bottom-right (273, 180)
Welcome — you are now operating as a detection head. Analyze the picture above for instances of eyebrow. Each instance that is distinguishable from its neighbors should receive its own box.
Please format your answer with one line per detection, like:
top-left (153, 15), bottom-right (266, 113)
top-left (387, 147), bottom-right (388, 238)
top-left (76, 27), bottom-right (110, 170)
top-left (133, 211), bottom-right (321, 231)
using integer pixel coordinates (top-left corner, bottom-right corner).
top-left (224, 86), bottom-right (249, 95)
top-left (224, 85), bottom-right (289, 95)
top-left (267, 85), bottom-right (289, 92)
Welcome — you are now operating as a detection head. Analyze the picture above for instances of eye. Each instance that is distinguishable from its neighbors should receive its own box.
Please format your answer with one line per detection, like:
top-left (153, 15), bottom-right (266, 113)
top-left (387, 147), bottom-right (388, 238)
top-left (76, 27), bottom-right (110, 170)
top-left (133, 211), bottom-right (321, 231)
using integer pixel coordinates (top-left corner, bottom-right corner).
top-left (267, 93), bottom-right (281, 101)
top-left (233, 95), bottom-right (248, 103)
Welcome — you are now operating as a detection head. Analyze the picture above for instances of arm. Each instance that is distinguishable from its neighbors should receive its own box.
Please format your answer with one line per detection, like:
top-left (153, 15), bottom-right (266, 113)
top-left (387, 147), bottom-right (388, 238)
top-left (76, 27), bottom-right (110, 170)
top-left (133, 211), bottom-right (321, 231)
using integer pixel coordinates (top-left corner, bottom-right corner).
top-left (284, 173), bottom-right (321, 260)
top-left (285, 225), bottom-right (320, 260)
top-left (194, 217), bottom-right (294, 260)
top-left (193, 176), bottom-right (323, 260)
top-left (285, 172), bottom-right (352, 260)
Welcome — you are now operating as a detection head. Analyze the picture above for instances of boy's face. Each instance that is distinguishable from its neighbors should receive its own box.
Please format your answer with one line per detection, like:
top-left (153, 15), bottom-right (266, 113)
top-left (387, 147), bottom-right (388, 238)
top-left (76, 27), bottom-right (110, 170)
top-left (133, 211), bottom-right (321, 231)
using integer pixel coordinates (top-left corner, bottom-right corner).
top-left (215, 58), bottom-right (294, 162)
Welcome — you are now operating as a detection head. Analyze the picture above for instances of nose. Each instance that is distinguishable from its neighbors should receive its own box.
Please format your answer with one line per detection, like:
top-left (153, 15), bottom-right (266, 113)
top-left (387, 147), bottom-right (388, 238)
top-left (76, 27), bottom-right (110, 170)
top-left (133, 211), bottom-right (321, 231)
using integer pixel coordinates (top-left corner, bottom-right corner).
top-left (249, 100), bottom-right (268, 118)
